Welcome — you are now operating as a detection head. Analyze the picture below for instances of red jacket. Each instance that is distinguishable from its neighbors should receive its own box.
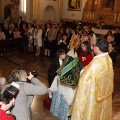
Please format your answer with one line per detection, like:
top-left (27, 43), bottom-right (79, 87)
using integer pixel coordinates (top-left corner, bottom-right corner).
top-left (79, 52), bottom-right (93, 67)
top-left (0, 109), bottom-right (14, 120)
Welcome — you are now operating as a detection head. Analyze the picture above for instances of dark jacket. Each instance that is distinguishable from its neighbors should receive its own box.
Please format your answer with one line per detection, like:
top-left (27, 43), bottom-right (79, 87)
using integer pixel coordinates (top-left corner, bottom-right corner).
top-left (109, 51), bottom-right (117, 63)
top-left (48, 58), bottom-right (60, 86)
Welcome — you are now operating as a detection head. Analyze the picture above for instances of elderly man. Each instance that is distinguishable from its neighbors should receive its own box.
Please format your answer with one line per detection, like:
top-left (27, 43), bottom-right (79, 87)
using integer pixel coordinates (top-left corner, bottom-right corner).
top-left (69, 38), bottom-right (114, 120)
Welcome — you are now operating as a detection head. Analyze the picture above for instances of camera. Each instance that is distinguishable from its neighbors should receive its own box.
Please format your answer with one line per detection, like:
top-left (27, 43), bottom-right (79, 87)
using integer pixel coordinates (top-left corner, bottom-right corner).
top-left (27, 70), bottom-right (38, 78)
top-left (0, 82), bottom-right (19, 104)
top-left (31, 70), bottom-right (38, 77)
top-left (27, 71), bottom-right (38, 83)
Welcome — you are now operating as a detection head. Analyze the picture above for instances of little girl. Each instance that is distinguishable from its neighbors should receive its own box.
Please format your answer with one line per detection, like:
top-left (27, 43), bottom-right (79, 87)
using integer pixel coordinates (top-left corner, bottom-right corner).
top-left (79, 41), bottom-right (93, 67)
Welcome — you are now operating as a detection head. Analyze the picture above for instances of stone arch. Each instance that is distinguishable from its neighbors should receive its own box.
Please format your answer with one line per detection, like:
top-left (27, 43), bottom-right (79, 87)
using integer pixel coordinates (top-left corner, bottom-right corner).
top-left (43, 5), bottom-right (56, 22)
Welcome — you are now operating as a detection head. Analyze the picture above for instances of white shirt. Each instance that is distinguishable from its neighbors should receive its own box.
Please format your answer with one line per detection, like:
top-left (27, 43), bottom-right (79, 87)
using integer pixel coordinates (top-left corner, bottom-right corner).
top-left (59, 59), bottom-right (63, 66)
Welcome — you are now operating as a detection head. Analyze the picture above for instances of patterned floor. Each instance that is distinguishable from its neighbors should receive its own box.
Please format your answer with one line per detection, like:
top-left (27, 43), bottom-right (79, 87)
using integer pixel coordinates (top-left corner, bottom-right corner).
top-left (0, 51), bottom-right (120, 120)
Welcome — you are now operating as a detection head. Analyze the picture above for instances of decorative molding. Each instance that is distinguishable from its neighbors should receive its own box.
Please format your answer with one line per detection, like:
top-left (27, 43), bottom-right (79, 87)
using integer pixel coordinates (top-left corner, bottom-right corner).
top-left (33, 0), bottom-right (40, 23)
top-left (61, 18), bottom-right (81, 23)
top-left (82, 0), bottom-right (120, 26)
top-left (59, 0), bottom-right (63, 22)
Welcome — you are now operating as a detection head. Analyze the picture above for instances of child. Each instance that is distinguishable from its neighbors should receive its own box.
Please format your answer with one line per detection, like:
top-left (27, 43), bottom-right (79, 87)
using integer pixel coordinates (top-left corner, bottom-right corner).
top-left (48, 49), bottom-right (66, 87)
top-left (79, 41), bottom-right (93, 67)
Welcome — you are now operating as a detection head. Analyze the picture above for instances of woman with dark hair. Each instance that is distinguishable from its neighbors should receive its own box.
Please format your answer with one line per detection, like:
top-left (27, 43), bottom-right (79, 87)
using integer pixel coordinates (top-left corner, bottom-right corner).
top-left (104, 30), bottom-right (112, 39)
top-left (79, 41), bottom-right (93, 67)
top-left (65, 27), bottom-right (72, 44)
top-left (2, 69), bottom-right (48, 120)
top-left (108, 41), bottom-right (117, 63)
top-left (57, 27), bottom-right (65, 43)
top-left (71, 28), bottom-right (78, 37)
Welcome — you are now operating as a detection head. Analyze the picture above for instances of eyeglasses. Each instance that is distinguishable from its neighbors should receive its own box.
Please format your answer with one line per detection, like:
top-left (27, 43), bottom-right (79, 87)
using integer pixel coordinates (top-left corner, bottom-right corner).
top-left (93, 45), bottom-right (97, 47)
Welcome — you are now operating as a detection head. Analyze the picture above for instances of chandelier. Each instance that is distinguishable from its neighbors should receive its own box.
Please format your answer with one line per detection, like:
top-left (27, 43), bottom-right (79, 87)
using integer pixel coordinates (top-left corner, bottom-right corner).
top-left (11, 0), bottom-right (20, 6)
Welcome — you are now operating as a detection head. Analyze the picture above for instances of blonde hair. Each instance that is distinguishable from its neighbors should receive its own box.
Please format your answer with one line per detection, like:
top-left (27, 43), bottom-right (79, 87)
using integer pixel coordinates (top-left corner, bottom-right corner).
top-left (69, 35), bottom-right (81, 50)
top-left (9, 70), bottom-right (27, 83)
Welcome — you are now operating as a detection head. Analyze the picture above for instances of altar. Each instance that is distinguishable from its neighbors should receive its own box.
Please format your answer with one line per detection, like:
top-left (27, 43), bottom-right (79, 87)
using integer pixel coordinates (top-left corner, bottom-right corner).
top-left (92, 28), bottom-right (115, 35)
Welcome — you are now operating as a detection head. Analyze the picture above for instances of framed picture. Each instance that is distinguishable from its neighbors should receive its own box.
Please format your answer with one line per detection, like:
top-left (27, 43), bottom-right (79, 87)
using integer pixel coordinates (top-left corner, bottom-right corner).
top-left (68, 0), bottom-right (81, 11)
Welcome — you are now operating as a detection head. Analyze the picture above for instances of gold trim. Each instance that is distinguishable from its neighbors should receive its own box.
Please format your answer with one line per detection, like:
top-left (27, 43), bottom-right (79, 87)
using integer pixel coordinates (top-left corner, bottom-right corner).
top-left (67, 8), bottom-right (81, 11)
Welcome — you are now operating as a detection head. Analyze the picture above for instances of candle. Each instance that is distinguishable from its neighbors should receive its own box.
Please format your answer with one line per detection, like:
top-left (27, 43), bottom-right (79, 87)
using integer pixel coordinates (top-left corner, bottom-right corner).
top-left (114, 14), bottom-right (116, 22)
top-left (118, 14), bottom-right (120, 22)
top-left (93, 12), bottom-right (94, 19)
top-left (87, 12), bottom-right (89, 19)
top-left (90, 12), bottom-right (91, 19)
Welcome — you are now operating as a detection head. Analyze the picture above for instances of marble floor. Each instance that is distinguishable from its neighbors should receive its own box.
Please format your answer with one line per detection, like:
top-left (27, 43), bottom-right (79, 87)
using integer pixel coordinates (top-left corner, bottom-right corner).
top-left (0, 51), bottom-right (120, 120)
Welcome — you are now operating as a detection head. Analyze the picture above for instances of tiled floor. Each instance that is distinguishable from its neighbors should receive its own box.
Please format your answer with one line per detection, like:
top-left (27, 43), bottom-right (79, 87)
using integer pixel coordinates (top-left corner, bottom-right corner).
top-left (0, 51), bottom-right (120, 120)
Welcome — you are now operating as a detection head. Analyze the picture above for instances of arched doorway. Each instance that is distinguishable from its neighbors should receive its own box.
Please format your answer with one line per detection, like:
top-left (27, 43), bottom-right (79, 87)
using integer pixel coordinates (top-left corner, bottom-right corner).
top-left (4, 4), bottom-right (14, 20)
top-left (43, 6), bottom-right (56, 22)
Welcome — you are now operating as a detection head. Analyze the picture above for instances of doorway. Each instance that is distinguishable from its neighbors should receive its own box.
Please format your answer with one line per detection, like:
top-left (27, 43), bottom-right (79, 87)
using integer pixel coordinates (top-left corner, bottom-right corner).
top-left (43, 6), bottom-right (56, 22)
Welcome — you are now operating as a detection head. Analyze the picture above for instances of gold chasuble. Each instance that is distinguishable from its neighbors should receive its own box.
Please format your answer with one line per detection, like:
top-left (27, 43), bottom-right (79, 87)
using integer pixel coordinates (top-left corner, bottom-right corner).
top-left (68, 53), bottom-right (114, 120)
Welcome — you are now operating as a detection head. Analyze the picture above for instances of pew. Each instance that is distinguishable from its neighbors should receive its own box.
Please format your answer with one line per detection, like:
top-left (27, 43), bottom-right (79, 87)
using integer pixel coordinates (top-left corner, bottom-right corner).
top-left (0, 36), bottom-right (28, 54)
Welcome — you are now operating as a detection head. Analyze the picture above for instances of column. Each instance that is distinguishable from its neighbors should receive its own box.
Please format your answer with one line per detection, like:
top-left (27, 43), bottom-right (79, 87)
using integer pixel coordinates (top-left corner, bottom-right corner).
top-left (26, 0), bottom-right (33, 23)
top-left (59, 0), bottom-right (63, 22)
top-left (19, 0), bottom-right (26, 21)
top-left (33, 0), bottom-right (40, 23)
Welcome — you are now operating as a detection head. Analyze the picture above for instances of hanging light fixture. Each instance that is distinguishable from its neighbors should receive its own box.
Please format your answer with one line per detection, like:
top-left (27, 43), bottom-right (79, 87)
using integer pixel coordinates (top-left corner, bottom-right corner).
top-left (11, 0), bottom-right (20, 6)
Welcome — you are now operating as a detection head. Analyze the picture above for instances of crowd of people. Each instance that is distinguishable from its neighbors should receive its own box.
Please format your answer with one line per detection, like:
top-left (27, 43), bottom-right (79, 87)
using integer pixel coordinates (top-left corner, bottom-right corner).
top-left (0, 16), bottom-right (120, 120)
top-left (46, 21), bottom-right (119, 119)
top-left (0, 15), bottom-right (119, 60)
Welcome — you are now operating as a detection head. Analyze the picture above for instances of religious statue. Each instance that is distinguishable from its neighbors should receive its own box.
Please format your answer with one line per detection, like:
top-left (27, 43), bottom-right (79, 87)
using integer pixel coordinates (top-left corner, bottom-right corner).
top-left (96, 16), bottom-right (104, 29)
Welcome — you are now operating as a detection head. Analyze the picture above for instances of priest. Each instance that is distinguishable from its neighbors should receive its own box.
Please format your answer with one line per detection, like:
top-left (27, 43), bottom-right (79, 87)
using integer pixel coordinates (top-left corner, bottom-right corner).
top-left (68, 38), bottom-right (114, 120)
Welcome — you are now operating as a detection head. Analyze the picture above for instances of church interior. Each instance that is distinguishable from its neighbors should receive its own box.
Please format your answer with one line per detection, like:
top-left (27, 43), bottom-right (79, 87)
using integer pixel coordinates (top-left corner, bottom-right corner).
top-left (0, 0), bottom-right (120, 120)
